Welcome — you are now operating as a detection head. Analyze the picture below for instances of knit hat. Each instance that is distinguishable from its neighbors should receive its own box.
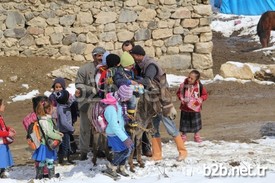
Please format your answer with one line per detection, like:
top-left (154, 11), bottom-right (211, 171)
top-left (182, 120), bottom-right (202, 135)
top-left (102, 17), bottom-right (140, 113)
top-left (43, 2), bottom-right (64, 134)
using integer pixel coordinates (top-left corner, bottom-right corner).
top-left (92, 47), bottom-right (106, 56)
top-left (117, 85), bottom-right (133, 101)
top-left (55, 90), bottom-right (70, 105)
top-left (101, 93), bottom-right (117, 105)
top-left (120, 51), bottom-right (135, 68)
top-left (52, 77), bottom-right (66, 89)
top-left (130, 45), bottom-right (146, 56)
top-left (106, 54), bottom-right (120, 68)
top-left (102, 51), bottom-right (110, 66)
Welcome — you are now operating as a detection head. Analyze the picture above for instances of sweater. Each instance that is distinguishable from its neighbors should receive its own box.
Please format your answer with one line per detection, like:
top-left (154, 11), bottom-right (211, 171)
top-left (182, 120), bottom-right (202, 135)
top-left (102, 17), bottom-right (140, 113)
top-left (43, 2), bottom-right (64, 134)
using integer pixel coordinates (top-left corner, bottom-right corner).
top-left (104, 103), bottom-right (128, 142)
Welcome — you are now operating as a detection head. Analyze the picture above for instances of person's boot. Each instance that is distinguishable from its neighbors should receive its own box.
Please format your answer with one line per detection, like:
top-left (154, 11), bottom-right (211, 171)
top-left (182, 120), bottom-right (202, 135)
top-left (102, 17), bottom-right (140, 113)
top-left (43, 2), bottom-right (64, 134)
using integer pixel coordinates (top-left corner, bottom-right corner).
top-left (0, 168), bottom-right (7, 179)
top-left (48, 167), bottom-right (60, 179)
top-left (104, 163), bottom-right (120, 180)
top-left (174, 135), bottom-right (188, 161)
top-left (181, 133), bottom-right (187, 142)
top-left (194, 133), bottom-right (202, 143)
top-left (151, 137), bottom-right (162, 161)
top-left (35, 166), bottom-right (44, 179)
top-left (80, 152), bottom-right (88, 161)
top-left (116, 165), bottom-right (129, 177)
top-left (127, 110), bottom-right (138, 127)
top-left (67, 154), bottom-right (76, 165)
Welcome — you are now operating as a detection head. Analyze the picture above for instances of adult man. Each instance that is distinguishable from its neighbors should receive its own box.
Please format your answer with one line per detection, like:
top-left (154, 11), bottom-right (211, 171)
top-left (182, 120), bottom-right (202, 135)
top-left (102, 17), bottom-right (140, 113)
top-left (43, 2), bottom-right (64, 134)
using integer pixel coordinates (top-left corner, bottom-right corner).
top-left (75, 46), bottom-right (106, 160)
top-left (121, 40), bottom-right (135, 52)
top-left (130, 45), bottom-right (187, 161)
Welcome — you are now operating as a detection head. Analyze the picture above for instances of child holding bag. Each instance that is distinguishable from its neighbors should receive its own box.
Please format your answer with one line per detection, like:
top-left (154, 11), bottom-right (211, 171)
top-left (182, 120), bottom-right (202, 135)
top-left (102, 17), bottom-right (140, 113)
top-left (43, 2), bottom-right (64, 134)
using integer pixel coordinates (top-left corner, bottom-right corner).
top-left (0, 99), bottom-right (16, 179)
top-left (176, 70), bottom-right (208, 143)
top-left (32, 97), bottom-right (63, 179)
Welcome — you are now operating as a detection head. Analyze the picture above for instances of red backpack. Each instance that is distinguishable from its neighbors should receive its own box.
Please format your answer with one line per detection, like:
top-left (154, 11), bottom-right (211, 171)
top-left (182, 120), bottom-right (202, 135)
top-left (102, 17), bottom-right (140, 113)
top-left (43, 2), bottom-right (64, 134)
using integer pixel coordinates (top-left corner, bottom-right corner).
top-left (22, 112), bottom-right (37, 131)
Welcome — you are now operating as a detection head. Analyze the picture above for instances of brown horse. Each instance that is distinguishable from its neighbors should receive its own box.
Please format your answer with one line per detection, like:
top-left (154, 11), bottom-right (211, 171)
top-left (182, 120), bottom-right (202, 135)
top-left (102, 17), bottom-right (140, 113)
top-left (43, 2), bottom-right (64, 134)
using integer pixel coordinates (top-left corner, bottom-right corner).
top-left (257, 11), bottom-right (275, 48)
top-left (126, 73), bottom-right (177, 172)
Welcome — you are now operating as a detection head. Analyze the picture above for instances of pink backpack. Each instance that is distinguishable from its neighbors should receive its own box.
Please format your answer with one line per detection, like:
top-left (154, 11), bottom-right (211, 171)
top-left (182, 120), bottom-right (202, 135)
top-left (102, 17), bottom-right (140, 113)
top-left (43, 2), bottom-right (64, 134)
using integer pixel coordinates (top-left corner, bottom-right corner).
top-left (22, 112), bottom-right (37, 131)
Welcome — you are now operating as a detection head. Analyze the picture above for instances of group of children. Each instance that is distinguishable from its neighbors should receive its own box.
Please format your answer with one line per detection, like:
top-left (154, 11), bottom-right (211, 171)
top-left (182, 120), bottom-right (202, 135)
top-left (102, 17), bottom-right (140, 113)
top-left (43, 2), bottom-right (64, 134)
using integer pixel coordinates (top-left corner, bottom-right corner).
top-left (0, 46), bottom-right (208, 179)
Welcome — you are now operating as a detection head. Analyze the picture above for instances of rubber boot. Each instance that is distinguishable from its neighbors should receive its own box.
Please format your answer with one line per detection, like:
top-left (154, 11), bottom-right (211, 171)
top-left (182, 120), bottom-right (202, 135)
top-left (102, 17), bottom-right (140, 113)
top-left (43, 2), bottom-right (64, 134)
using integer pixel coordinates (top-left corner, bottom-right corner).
top-left (116, 165), bottom-right (129, 177)
top-left (151, 137), bottom-right (162, 161)
top-left (174, 135), bottom-right (188, 161)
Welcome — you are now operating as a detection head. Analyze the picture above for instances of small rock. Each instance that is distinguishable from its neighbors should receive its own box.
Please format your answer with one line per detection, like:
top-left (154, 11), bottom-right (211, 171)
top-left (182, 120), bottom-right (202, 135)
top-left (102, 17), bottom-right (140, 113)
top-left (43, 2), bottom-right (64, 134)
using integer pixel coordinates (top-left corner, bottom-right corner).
top-left (10, 75), bottom-right (18, 82)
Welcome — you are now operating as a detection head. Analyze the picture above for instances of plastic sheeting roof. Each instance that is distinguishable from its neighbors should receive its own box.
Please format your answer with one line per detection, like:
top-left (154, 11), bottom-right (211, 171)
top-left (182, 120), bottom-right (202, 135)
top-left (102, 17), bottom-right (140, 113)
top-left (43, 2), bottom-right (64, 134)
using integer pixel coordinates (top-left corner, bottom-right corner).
top-left (213, 0), bottom-right (275, 15)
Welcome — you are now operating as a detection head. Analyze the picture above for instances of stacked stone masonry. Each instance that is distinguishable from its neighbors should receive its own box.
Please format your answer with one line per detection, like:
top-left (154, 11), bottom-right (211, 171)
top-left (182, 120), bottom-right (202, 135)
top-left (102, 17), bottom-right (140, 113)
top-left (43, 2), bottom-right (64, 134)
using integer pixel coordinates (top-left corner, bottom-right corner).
top-left (0, 0), bottom-right (213, 78)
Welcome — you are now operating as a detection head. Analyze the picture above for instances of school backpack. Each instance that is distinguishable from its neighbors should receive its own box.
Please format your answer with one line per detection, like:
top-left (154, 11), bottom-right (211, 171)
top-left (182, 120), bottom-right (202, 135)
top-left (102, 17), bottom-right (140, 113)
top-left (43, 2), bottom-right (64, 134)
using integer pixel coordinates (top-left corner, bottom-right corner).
top-left (22, 112), bottom-right (37, 131)
top-left (26, 121), bottom-right (42, 150)
top-left (23, 112), bottom-right (42, 150)
top-left (87, 101), bottom-right (117, 133)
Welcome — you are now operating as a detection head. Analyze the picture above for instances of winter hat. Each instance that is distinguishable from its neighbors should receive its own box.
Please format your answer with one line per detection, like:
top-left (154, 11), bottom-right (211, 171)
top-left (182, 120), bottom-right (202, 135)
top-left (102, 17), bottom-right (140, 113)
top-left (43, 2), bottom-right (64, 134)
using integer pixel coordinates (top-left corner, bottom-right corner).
top-left (117, 85), bottom-right (133, 101)
top-left (101, 93), bottom-right (117, 105)
top-left (106, 54), bottom-right (120, 68)
top-left (92, 47), bottom-right (106, 56)
top-left (55, 90), bottom-right (70, 105)
top-left (130, 45), bottom-right (146, 56)
top-left (52, 77), bottom-right (66, 89)
top-left (102, 51), bottom-right (110, 66)
top-left (120, 51), bottom-right (135, 68)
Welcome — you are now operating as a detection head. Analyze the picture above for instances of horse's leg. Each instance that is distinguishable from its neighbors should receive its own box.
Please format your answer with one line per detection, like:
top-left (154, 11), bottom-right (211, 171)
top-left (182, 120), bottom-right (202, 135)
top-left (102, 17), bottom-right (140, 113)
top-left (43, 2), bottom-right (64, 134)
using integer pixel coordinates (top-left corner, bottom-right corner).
top-left (136, 133), bottom-right (145, 168)
top-left (266, 30), bottom-right (271, 47)
top-left (128, 129), bottom-right (136, 172)
top-left (92, 132), bottom-right (99, 166)
top-left (103, 135), bottom-right (112, 162)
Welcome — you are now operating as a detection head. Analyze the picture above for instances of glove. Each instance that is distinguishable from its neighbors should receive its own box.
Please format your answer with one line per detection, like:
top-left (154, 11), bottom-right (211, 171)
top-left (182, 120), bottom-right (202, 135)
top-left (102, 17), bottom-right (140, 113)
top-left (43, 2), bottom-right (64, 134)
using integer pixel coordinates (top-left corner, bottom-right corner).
top-left (123, 138), bottom-right (134, 149)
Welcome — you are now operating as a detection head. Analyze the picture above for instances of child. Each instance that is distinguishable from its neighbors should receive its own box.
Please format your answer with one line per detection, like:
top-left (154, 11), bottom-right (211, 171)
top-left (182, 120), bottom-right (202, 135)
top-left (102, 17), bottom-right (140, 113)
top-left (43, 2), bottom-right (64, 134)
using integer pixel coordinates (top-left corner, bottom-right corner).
top-left (32, 97), bottom-right (63, 179)
top-left (0, 99), bottom-right (16, 179)
top-left (95, 51), bottom-right (110, 95)
top-left (103, 85), bottom-right (134, 179)
top-left (113, 51), bottom-right (144, 127)
top-left (49, 77), bottom-right (78, 154)
top-left (23, 96), bottom-right (49, 178)
top-left (176, 70), bottom-right (208, 143)
top-left (97, 53), bottom-right (121, 98)
top-left (55, 90), bottom-right (75, 165)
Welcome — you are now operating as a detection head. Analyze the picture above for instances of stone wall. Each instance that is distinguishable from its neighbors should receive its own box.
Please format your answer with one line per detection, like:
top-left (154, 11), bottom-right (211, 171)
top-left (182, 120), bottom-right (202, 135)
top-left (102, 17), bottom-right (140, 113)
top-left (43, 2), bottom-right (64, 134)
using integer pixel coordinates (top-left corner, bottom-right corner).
top-left (0, 0), bottom-right (213, 78)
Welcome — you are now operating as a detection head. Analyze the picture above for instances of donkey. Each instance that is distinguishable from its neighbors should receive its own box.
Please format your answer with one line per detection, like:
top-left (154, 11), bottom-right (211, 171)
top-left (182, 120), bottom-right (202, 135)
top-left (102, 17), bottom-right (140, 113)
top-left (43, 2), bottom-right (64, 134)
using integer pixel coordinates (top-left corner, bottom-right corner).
top-left (257, 11), bottom-right (275, 48)
top-left (126, 73), bottom-right (177, 172)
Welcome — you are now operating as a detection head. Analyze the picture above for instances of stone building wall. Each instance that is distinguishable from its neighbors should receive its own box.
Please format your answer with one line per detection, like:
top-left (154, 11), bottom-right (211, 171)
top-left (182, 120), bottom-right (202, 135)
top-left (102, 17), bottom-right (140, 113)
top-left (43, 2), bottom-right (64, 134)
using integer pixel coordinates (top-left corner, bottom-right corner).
top-left (0, 0), bottom-right (213, 78)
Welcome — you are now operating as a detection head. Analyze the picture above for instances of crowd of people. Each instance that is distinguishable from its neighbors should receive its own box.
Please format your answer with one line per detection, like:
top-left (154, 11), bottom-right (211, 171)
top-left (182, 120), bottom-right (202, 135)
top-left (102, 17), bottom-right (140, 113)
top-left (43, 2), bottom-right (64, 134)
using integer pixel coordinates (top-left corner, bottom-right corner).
top-left (0, 41), bottom-right (208, 180)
